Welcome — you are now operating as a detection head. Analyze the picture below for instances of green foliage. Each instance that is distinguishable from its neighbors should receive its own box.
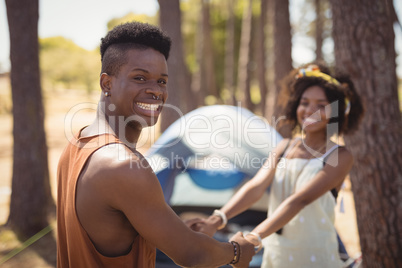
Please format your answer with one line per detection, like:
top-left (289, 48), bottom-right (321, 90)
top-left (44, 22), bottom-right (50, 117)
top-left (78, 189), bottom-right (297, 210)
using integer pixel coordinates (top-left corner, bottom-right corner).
top-left (38, 12), bottom-right (159, 94)
top-left (107, 12), bottom-right (157, 31)
top-left (37, 0), bottom-right (266, 102)
top-left (40, 37), bottom-right (101, 93)
top-left (40, 36), bottom-right (83, 52)
top-left (39, 12), bottom-right (158, 93)
top-left (249, 83), bottom-right (261, 104)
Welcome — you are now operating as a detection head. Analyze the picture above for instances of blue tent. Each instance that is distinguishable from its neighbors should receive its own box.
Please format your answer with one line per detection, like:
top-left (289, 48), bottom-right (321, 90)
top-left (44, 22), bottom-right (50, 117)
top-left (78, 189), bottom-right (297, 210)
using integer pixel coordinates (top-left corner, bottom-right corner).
top-left (146, 105), bottom-right (282, 267)
top-left (146, 105), bottom-right (282, 209)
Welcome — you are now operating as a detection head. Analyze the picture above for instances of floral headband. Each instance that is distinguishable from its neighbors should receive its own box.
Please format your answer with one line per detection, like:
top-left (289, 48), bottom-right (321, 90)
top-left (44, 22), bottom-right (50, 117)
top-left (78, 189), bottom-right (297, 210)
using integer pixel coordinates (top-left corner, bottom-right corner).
top-left (296, 65), bottom-right (350, 115)
top-left (295, 65), bottom-right (341, 86)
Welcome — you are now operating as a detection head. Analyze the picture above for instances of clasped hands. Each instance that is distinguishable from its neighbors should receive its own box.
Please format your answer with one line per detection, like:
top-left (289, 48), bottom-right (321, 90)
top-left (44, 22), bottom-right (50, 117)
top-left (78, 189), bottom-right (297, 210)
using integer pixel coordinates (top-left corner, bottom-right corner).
top-left (186, 217), bottom-right (262, 268)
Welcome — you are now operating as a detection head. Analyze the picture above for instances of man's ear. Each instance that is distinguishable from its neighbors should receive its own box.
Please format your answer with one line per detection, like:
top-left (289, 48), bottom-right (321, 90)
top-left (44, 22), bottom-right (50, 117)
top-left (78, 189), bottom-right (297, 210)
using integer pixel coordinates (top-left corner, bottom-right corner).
top-left (100, 73), bottom-right (112, 92)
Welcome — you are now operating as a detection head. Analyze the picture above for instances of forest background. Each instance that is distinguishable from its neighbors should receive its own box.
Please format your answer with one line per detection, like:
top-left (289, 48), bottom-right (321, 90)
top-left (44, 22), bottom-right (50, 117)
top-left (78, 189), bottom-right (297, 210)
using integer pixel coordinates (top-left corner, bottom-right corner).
top-left (0, 0), bottom-right (401, 267)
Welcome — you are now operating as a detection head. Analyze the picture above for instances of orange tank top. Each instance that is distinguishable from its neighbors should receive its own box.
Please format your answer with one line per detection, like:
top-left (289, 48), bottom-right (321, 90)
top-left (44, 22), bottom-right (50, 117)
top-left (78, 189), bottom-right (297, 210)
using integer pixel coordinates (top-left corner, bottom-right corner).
top-left (57, 131), bottom-right (156, 267)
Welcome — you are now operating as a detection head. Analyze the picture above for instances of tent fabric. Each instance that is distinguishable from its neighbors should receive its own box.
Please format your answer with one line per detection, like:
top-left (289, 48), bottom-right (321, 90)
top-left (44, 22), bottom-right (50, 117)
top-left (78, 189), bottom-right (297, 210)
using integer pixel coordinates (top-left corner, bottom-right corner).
top-left (145, 105), bottom-right (282, 208)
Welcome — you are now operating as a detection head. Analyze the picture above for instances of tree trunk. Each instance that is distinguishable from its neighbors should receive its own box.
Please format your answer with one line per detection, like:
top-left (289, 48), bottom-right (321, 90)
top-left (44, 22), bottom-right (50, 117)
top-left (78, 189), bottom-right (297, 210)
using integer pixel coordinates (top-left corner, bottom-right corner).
top-left (5, 0), bottom-right (53, 239)
top-left (158, 0), bottom-right (192, 131)
top-left (237, 0), bottom-right (254, 111)
top-left (224, 0), bottom-right (237, 105)
top-left (271, 0), bottom-right (293, 137)
top-left (191, 1), bottom-right (206, 108)
top-left (202, 0), bottom-right (219, 99)
top-left (256, 0), bottom-right (268, 115)
top-left (264, 0), bottom-right (275, 119)
top-left (331, 0), bottom-right (402, 266)
top-left (315, 0), bottom-right (323, 61)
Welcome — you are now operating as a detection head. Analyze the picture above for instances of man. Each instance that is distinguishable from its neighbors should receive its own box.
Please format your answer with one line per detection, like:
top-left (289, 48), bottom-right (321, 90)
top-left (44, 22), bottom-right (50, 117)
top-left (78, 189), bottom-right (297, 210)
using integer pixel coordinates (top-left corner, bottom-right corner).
top-left (57, 21), bottom-right (254, 267)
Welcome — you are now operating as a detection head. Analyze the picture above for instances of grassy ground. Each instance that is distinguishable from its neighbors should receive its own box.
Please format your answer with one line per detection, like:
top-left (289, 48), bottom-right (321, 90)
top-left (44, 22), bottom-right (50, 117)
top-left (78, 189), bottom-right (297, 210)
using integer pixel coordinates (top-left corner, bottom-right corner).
top-left (0, 77), bottom-right (361, 267)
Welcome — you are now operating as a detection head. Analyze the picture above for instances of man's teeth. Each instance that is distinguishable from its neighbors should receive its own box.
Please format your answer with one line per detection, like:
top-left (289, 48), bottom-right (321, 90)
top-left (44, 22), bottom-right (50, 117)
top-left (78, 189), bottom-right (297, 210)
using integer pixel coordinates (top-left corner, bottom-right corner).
top-left (137, 102), bottom-right (159, 111)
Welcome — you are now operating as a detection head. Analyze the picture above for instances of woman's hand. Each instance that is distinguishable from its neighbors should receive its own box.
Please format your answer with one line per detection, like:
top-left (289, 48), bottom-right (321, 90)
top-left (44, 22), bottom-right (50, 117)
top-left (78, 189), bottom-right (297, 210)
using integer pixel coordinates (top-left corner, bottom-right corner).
top-left (184, 217), bottom-right (220, 237)
top-left (245, 232), bottom-right (263, 253)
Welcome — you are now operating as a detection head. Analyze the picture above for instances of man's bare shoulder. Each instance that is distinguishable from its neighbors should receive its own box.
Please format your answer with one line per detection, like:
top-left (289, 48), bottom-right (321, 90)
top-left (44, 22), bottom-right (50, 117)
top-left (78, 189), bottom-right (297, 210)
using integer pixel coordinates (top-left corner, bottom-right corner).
top-left (82, 143), bottom-right (158, 199)
top-left (90, 143), bottom-right (151, 172)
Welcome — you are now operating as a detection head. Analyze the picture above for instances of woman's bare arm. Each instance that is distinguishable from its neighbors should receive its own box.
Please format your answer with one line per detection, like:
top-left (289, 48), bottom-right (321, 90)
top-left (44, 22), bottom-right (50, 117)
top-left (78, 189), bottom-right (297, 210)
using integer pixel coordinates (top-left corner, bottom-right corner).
top-left (251, 147), bottom-right (353, 239)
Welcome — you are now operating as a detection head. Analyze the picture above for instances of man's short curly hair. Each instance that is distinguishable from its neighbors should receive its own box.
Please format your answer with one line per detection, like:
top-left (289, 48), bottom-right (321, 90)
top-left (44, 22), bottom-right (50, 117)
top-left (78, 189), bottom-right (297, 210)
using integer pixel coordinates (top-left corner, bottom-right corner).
top-left (100, 22), bottom-right (171, 76)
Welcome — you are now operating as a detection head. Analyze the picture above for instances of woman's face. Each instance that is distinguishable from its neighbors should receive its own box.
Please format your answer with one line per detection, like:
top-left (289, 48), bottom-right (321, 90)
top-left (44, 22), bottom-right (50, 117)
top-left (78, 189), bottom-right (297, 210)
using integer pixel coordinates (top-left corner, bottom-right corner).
top-left (296, 85), bottom-right (331, 134)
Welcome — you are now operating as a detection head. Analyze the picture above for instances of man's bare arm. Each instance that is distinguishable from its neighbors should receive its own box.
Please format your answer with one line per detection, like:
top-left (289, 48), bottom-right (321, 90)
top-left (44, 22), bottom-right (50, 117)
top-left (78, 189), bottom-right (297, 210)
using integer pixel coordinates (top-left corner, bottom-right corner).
top-left (93, 145), bottom-right (254, 267)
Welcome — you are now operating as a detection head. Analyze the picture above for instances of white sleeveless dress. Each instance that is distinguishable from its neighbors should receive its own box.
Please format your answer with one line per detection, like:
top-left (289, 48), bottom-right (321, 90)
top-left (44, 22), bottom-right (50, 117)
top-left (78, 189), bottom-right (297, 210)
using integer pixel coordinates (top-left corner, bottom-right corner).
top-left (261, 144), bottom-right (343, 268)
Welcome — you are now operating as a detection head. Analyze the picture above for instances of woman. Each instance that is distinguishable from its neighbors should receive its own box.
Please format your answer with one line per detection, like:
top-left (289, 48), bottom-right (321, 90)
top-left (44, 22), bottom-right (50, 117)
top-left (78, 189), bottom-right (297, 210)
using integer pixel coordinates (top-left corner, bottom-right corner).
top-left (189, 64), bottom-right (364, 268)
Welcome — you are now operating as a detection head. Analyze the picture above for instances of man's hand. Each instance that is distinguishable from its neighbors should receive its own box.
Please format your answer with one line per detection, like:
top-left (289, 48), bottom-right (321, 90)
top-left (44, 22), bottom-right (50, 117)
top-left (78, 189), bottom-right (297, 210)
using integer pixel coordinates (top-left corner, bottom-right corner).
top-left (229, 232), bottom-right (255, 268)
